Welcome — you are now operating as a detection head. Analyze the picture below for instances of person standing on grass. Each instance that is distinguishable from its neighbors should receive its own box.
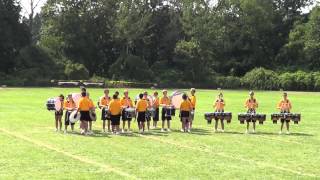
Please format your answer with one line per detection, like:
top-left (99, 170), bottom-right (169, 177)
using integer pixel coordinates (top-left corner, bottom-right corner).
top-left (136, 93), bottom-right (148, 133)
top-left (99, 89), bottom-right (111, 133)
top-left (160, 89), bottom-right (172, 132)
top-left (152, 91), bottom-right (160, 129)
top-left (86, 92), bottom-right (96, 135)
top-left (64, 94), bottom-right (76, 133)
top-left (213, 93), bottom-right (225, 133)
top-left (143, 91), bottom-right (152, 131)
top-left (244, 91), bottom-right (259, 134)
top-left (77, 92), bottom-right (93, 135)
top-left (54, 94), bottom-right (64, 132)
top-left (188, 88), bottom-right (196, 131)
top-left (120, 90), bottom-right (134, 133)
top-left (277, 92), bottom-right (292, 134)
top-left (109, 94), bottom-right (122, 134)
top-left (180, 94), bottom-right (193, 133)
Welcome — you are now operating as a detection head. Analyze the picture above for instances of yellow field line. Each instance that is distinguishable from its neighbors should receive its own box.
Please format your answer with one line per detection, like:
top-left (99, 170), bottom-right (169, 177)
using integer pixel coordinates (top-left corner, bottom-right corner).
top-left (137, 134), bottom-right (319, 178)
top-left (0, 128), bottom-right (139, 180)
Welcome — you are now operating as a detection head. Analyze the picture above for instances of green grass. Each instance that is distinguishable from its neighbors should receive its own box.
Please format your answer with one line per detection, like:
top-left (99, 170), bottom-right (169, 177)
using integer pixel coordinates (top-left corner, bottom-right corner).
top-left (0, 88), bottom-right (320, 179)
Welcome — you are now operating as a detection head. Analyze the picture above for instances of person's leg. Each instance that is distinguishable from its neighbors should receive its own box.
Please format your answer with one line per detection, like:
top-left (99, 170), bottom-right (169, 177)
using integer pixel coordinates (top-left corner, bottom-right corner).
top-left (122, 121), bottom-right (126, 131)
top-left (102, 120), bottom-right (106, 132)
top-left (253, 122), bottom-right (256, 132)
top-left (147, 120), bottom-right (150, 131)
top-left (181, 118), bottom-right (185, 131)
top-left (162, 120), bottom-right (165, 131)
top-left (107, 120), bottom-right (111, 132)
top-left (89, 121), bottom-right (92, 131)
top-left (286, 121), bottom-right (290, 133)
top-left (128, 120), bottom-right (131, 131)
top-left (58, 116), bottom-right (62, 131)
top-left (71, 124), bottom-right (74, 131)
top-left (55, 115), bottom-right (58, 131)
top-left (142, 122), bottom-right (145, 132)
top-left (246, 122), bottom-right (249, 133)
top-left (167, 120), bottom-right (171, 131)
top-left (221, 119), bottom-right (225, 131)
top-left (280, 121), bottom-right (284, 133)
top-left (215, 119), bottom-right (218, 131)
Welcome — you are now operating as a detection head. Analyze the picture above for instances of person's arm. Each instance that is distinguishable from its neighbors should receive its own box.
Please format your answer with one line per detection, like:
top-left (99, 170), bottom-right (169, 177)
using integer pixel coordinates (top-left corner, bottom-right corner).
top-left (255, 100), bottom-right (259, 108)
top-left (277, 101), bottom-right (282, 110)
top-left (244, 100), bottom-right (248, 108)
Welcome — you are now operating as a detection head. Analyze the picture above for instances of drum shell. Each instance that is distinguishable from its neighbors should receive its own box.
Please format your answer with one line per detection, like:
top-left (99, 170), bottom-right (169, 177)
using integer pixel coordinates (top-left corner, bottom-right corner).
top-left (224, 112), bottom-right (232, 123)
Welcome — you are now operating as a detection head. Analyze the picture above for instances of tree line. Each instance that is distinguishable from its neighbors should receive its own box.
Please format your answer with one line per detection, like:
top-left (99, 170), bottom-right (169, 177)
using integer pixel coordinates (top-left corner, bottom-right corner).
top-left (0, 0), bottom-right (320, 90)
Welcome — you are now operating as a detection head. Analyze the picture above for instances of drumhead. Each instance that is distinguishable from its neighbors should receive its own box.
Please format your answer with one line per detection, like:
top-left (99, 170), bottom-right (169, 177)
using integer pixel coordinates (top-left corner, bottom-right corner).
top-left (72, 93), bottom-right (81, 106)
top-left (125, 107), bottom-right (135, 112)
top-left (69, 111), bottom-right (80, 123)
top-left (89, 111), bottom-right (97, 121)
top-left (54, 97), bottom-right (62, 111)
top-left (170, 90), bottom-right (185, 109)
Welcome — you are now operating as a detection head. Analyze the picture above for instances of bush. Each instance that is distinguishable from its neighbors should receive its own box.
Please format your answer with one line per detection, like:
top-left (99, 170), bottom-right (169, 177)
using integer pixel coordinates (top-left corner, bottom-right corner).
top-left (64, 62), bottom-right (89, 80)
top-left (241, 68), bottom-right (280, 90)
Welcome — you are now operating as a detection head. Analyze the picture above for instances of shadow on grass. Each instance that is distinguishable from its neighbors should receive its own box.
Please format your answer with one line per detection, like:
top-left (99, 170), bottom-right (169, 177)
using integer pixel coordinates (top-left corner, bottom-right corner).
top-left (252, 132), bottom-right (313, 137)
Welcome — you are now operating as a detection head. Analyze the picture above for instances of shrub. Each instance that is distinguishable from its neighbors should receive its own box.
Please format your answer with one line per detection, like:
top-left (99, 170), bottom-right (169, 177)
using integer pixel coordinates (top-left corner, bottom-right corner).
top-left (241, 68), bottom-right (280, 90)
top-left (64, 62), bottom-right (89, 80)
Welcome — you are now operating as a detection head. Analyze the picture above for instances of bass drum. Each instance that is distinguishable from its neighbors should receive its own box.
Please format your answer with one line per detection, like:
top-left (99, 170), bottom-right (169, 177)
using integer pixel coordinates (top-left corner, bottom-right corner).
top-left (72, 93), bottom-right (81, 106)
top-left (170, 90), bottom-right (185, 109)
top-left (46, 97), bottom-right (61, 111)
top-left (69, 110), bottom-right (81, 123)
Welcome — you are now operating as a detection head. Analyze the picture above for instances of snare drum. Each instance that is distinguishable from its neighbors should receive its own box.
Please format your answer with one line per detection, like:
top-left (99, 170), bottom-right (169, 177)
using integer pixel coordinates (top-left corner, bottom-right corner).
top-left (125, 108), bottom-right (136, 119)
top-left (164, 106), bottom-right (176, 117)
top-left (46, 98), bottom-right (61, 111)
top-left (238, 113), bottom-right (250, 124)
top-left (291, 113), bottom-right (301, 124)
top-left (213, 112), bottom-right (223, 120)
top-left (255, 114), bottom-right (266, 124)
top-left (104, 107), bottom-right (110, 119)
top-left (146, 108), bottom-right (155, 119)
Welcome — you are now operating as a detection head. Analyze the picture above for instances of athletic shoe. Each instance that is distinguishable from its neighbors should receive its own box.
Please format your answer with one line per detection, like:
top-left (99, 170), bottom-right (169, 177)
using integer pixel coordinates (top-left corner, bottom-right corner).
top-left (214, 129), bottom-right (218, 133)
top-left (115, 132), bottom-right (120, 135)
top-left (180, 129), bottom-right (184, 132)
top-left (161, 128), bottom-right (165, 132)
top-left (221, 130), bottom-right (225, 133)
top-left (64, 130), bottom-right (67, 134)
top-left (286, 131), bottom-right (290, 135)
top-left (252, 130), bottom-right (256, 134)
top-left (80, 130), bottom-right (85, 135)
top-left (55, 129), bottom-right (58, 132)
top-left (122, 129), bottom-right (125, 133)
top-left (187, 129), bottom-right (191, 133)
top-left (279, 131), bottom-right (282, 135)
top-left (245, 130), bottom-right (249, 134)
top-left (167, 129), bottom-right (171, 132)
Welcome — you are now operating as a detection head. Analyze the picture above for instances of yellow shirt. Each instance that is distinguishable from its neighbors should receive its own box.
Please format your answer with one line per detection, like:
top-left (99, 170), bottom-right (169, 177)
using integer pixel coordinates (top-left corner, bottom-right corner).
top-left (108, 99), bottom-right (121, 115)
top-left (160, 96), bottom-right (171, 106)
top-left (64, 100), bottom-right (76, 110)
top-left (189, 95), bottom-right (196, 109)
top-left (277, 99), bottom-right (292, 111)
top-left (99, 96), bottom-right (110, 106)
top-left (136, 99), bottom-right (148, 112)
top-left (120, 97), bottom-right (133, 107)
top-left (245, 98), bottom-right (258, 110)
top-left (180, 100), bottom-right (193, 112)
top-left (78, 97), bottom-right (93, 111)
top-left (214, 99), bottom-right (225, 111)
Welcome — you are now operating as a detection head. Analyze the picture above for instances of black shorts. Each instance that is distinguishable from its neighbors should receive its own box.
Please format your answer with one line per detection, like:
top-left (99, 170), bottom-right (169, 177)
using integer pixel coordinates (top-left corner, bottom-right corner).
top-left (64, 111), bottom-right (75, 126)
top-left (80, 111), bottom-right (90, 121)
top-left (280, 111), bottom-right (290, 123)
top-left (101, 108), bottom-right (110, 121)
top-left (161, 108), bottom-right (172, 121)
top-left (137, 112), bottom-right (146, 122)
top-left (55, 110), bottom-right (63, 117)
top-left (180, 111), bottom-right (190, 118)
top-left (153, 108), bottom-right (159, 121)
top-left (121, 109), bottom-right (132, 121)
top-left (110, 114), bottom-right (121, 125)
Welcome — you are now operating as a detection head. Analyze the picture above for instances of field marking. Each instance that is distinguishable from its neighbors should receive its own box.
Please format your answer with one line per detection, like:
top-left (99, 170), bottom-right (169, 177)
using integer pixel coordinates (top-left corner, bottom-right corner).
top-left (0, 128), bottom-right (139, 180)
top-left (137, 134), bottom-right (319, 178)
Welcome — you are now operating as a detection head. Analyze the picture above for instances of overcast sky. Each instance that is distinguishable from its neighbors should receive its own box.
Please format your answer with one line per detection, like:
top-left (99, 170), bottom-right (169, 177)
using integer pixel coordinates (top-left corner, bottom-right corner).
top-left (19, 0), bottom-right (319, 18)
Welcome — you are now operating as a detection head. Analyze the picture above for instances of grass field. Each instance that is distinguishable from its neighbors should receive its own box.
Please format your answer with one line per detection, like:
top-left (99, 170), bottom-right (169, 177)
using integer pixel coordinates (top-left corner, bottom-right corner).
top-left (0, 88), bottom-right (320, 179)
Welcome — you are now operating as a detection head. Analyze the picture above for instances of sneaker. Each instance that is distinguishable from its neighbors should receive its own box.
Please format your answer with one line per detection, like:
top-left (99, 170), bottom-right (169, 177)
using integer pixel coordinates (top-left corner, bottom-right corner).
top-left (139, 130), bottom-right (143, 134)
top-left (187, 129), bottom-right (191, 133)
top-left (167, 129), bottom-right (171, 132)
top-left (286, 131), bottom-right (290, 135)
top-left (279, 131), bottom-right (282, 135)
top-left (214, 129), bottom-right (218, 133)
top-left (80, 130), bottom-right (85, 135)
top-left (101, 129), bottom-right (106, 133)
top-left (161, 128), bottom-right (165, 132)
top-left (127, 129), bottom-right (132, 133)
top-left (145, 129), bottom-right (149, 132)
top-left (64, 130), bottom-right (67, 134)
top-left (252, 130), bottom-right (256, 134)
top-left (245, 130), bottom-right (249, 134)
top-left (221, 130), bottom-right (225, 133)
top-left (180, 128), bottom-right (184, 132)
top-left (55, 129), bottom-right (58, 132)
top-left (122, 129), bottom-right (125, 133)
top-left (115, 132), bottom-right (120, 135)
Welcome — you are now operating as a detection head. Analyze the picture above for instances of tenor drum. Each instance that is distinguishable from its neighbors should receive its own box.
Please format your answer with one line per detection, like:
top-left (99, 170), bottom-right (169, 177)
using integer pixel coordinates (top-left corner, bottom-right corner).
top-left (255, 114), bottom-right (266, 124)
top-left (224, 112), bottom-right (232, 123)
top-left (165, 106), bottom-right (176, 117)
top-left (46, 98), bottom-right (61, 111)
top-left (291, 113), bottom-right (301, 124)
top-left (204, 113), bottom-right (214, 124)
top-left (125, 107), bottom-right (136, 119)
top-left (146, 108), bottom-right (155, 118)
top-left (90, 111), bottom-right (97, 121)
top-left (69, 110), bottom-right (80, 123)
top-left (104, 107), bottom-right (110, 119)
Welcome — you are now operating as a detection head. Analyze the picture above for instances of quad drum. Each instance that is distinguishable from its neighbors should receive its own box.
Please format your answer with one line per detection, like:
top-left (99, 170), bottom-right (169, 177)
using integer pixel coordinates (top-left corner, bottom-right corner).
top-left (271, 113), bottom-right (301, 124)
top-left (238, 113), bottom-right (266, 124)
top-left (204, 112), bottom-right (232, 124)
top-left (46, 98), bottom-right (61, 111)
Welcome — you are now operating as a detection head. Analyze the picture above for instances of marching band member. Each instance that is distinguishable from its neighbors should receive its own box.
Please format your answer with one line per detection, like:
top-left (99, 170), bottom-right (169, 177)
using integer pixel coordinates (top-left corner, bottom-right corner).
top-left (55, 94), bottom-right (64, 132)
top-left (120, 90), bottom-right (133, 133)
top-left (86, 92), bottom-right (96, 135)
top-left (99, 89), bottom-right (111, 133)
top-left (109, 94), bottom-right (122, 134)
top-left (143, 91), bottom-right (152, 131)
top-left (277, 92), bottom-right (292, 134)
top-left (244, 91), bottom-right (259, 133)
top-left (189, 88), bottom-right (196, 131)
top-left (152, 91), bottom-right (160, 129)
top-left (213, 93), bottom-right (225, 132)
top-left (77, 92), bottom-right (94, 135)
top-left (136, 93), bottom-right (148, 133)
top-left (63, 94), bottom-right (76, 133)
top-left (180, 94), bottom-right (193, 132)
top-left (160, 89), bottom-right (172, 132)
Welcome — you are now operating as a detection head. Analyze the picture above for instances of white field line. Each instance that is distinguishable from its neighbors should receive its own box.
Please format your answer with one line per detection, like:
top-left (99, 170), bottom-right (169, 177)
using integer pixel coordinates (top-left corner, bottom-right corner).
top-left (0, 128), bottom-right (139, 180)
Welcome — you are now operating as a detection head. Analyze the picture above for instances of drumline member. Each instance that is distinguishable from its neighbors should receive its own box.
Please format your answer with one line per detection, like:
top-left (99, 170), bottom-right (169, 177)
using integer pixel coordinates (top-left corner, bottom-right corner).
top-left (180, 94), bottom-right (193, 132)
top-left (143, 91), bottom-right (152, 131)
top-left (188, 88), bottom-right (196, 130)
top-left (136, 93), bottom-right (148, 133)
top-left (63, 94), bottom-right (76, 133)
top-left (86, 92), bottom-right (96, 135)
top-left (99, 89), bottom-right (111, 133)
top-left (277, 92), bottom-right (292, 134)
top-left (160, 89), bottom-right (172, 132)
top-left (55, 94), bottom-right (64, 132)
top-left (120, 90), bottom-right (134, 133)
top-left (152, 91), bottom-right (160, 129)
top-left (244, 91), bottom-right (259, 133)
top-left (213, 93), bottom-right (225, 132)
top-left (76, 92), bottom-right (94, 135)
top-left (109, 94), bottom-right (122, 134)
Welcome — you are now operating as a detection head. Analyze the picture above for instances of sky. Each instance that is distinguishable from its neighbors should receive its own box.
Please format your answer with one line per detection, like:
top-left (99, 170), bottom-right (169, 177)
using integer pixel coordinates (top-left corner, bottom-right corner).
top-left (19, 0), bottom-right (319, 18)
